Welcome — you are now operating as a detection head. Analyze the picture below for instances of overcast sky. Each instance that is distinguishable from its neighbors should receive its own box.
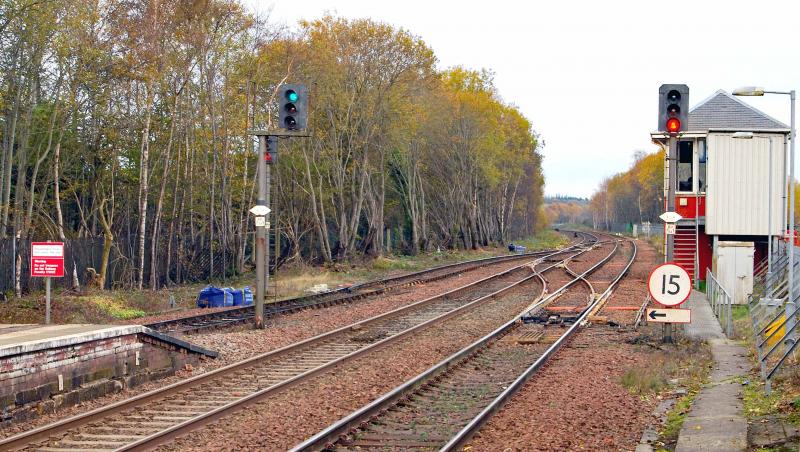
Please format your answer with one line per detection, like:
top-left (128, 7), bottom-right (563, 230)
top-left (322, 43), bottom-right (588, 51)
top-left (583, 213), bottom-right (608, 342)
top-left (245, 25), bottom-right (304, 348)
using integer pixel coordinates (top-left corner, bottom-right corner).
top-left (245, 0), bottom-right (799, 198)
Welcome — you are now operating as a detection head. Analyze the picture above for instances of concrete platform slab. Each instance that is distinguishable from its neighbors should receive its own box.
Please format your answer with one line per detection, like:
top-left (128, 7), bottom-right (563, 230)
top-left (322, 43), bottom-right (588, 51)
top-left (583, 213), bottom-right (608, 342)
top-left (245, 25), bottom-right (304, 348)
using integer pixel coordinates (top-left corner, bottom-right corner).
top-left (0, 323), bottom-right (214, 426)
top-left (676, 291), bottom-right (749, 452)
top-left (0, 324), bottom-right (144, 358)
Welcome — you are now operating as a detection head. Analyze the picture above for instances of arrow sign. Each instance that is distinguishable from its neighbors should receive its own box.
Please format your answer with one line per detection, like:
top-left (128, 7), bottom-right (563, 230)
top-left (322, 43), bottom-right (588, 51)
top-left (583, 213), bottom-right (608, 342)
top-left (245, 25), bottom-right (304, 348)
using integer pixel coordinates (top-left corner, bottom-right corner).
top-left (660, 211), bottom-right (683, 223)
top-left (646, 308), bottom-right (691, 323)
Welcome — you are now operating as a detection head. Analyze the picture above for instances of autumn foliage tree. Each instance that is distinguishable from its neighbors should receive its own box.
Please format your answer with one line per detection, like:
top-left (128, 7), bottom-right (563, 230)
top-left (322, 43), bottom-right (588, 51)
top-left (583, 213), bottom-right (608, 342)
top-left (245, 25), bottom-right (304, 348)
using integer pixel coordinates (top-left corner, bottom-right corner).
top-left (0, 3), bottom-right (545, 293)
top-left (589, 150), bottom-right (664, 229)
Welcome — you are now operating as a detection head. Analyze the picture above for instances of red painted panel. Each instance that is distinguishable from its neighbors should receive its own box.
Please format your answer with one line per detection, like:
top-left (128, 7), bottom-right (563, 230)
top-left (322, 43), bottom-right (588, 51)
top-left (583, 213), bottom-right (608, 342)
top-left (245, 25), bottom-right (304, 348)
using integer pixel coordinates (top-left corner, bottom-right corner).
top-left (697, 228), bottom-right (712, 281)
top-left (754, 242), bottom-right (767, 267)
top-left (675, 195), bottom-right (705, 219)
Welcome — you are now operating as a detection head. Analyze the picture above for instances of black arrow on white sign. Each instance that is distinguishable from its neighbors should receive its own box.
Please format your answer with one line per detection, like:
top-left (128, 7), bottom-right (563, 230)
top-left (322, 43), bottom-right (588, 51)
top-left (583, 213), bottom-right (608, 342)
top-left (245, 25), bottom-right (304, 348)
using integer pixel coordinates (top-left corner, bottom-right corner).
top-left (649, 310), bottom-right (667, 320)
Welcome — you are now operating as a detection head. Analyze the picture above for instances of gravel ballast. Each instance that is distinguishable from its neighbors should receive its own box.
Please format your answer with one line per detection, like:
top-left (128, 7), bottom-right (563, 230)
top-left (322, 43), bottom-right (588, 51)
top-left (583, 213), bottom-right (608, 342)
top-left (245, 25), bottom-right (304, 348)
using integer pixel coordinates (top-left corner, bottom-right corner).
top-left (0, 258), bottom-right (532, 439)
top-left (466, 238), bottom-right (661, 450)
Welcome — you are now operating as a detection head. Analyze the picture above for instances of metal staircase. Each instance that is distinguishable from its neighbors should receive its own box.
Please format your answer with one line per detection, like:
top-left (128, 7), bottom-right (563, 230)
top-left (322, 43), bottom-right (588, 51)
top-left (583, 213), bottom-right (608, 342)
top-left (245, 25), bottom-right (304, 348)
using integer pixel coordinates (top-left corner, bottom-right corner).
top-left (673, 223), bottom-right (697, 282)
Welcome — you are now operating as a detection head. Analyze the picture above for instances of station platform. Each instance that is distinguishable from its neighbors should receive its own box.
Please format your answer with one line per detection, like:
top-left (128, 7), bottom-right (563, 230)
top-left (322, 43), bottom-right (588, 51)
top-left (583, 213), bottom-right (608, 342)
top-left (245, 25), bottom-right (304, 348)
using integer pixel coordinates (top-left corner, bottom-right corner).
top-left (0, 323), bottom-right (144, 358)
top-left (0, 323), bottom-right (215, 426)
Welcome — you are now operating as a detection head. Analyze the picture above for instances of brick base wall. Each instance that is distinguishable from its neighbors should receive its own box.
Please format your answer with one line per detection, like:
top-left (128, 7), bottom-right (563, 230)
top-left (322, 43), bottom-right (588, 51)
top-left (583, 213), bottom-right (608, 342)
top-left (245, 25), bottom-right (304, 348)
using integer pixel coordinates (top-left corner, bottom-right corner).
top-left (0, 333), bottom-right (203, 426)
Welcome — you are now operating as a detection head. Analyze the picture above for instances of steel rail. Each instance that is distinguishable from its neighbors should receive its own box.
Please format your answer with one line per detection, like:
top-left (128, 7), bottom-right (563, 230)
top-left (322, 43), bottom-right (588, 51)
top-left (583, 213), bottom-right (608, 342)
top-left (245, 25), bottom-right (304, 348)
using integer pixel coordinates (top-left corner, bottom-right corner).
top-left (519, 235), bottom-right (614, 317)
top-left (290, 234), bottom-right (627, 452)
top-left (113, 245), bottom-right (593, 452)
top-left (441, 238), bottom-right (637, 451)
top-left (0, 235), bottom-right (597, 451)
top-left (586, 238), bottom-right (633, 317)
top-left (144, 246), bottom-right (574, 335)
top-left (115, 238), bottom-right (598, 452)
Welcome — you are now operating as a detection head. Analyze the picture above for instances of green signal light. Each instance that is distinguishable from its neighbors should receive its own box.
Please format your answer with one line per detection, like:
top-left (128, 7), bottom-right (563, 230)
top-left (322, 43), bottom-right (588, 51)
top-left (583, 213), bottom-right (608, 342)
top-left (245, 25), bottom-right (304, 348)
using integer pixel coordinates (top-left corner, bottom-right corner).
top-left (286, 90), bottom-right (298, 103)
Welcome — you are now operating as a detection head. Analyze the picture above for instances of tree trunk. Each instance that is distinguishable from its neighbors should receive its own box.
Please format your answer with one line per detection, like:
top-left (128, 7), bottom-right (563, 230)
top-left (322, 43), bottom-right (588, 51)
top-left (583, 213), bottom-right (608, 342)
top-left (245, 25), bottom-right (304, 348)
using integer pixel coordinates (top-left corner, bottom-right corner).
top-left (149, 94), bottom-right (178, 290)
top-left (98, 198), bottom-right (114, 290)
top-left (136, 85), bottom-right (155, 289)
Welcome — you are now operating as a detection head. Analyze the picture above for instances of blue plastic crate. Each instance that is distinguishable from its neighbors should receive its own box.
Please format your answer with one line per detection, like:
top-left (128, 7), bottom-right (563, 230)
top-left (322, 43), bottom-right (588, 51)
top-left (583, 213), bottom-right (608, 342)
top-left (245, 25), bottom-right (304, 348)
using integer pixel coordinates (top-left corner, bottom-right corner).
top-left (197, 286), bottom-right (233, 308)
top-left (231, 288), bottom-right (244, 306)
top-left (242, 287), bottom-right (253, 306)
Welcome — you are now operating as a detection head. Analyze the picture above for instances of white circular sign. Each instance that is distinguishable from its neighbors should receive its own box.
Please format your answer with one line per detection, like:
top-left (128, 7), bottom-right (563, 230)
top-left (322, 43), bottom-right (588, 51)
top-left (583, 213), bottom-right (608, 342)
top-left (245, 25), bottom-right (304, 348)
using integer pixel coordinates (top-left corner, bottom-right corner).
top-left (648, 263), bottom-right (692, 307)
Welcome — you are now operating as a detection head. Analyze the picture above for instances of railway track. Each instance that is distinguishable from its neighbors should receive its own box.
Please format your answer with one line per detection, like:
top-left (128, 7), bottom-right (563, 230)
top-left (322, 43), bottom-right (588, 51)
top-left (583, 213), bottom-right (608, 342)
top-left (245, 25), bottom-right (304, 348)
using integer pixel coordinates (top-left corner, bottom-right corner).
top-left (144, 247), bottom-right (575, 335)
top-left (291, 233), bottom-right (635, 451)
top-left (0, 233), bottom-right (600, 451)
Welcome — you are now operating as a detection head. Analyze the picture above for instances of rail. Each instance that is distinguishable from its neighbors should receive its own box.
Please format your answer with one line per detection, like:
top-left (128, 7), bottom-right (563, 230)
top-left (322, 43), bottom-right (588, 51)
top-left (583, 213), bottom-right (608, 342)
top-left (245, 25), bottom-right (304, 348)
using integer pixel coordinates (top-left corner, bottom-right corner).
top-left (0, 235), bottom-right (598, 451)
top-left (144, 246), bottom-right (573, 335)
top-left (291, 234), bottom-right (634, 451)
top-left (442, 239), bottom-right (636, 451)
top-left (706, 268), bottom-right (734, 338)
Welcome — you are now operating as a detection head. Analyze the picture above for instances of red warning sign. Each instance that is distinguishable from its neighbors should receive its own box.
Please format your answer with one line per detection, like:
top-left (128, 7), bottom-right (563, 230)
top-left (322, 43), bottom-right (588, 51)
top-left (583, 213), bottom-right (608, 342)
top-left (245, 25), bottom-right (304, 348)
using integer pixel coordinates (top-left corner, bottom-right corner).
top-left (30, 242), bottom-right (64, 278)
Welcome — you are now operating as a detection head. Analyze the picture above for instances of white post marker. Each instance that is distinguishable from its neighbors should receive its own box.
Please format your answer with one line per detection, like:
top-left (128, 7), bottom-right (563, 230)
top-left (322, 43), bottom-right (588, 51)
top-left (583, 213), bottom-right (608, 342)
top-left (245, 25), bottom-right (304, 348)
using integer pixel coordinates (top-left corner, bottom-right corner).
top-left (659, 211), bottom-right (683, 223)
top-left (648, 262), bottom-right (692, 341)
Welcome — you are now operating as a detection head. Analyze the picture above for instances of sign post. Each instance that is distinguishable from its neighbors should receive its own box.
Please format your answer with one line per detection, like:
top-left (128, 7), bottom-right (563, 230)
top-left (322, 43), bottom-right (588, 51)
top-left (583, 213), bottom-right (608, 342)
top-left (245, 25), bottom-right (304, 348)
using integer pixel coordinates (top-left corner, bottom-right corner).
top-left (30, 242), bottom-right (65, 324)
top-left (648, 262), bottom-right (692, 343)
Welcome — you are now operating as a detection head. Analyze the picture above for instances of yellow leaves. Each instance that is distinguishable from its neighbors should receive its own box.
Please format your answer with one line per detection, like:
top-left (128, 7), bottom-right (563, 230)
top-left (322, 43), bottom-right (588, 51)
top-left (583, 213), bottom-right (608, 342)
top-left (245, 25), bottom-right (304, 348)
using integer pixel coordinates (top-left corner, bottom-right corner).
top-left (590, 149), bottom-right (665, 224)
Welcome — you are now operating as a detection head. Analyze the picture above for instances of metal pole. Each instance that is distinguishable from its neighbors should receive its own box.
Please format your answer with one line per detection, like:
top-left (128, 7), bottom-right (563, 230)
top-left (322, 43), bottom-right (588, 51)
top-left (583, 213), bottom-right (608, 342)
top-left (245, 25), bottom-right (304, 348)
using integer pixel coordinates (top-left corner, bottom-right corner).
top-left (790, 90), bottom-right (797, 306)
top-left (768, 137), bottom-right (773, 288)
top-left (667, 135), bottom-right (677, 262)
top-left (255, 136), bottom-right (267, 329)
top-left (665, 135), bottom-right (678, 342)
top-left (45, 277), bottom-right (51, 324)
top-left (266, 136), bottom-right (275, 300)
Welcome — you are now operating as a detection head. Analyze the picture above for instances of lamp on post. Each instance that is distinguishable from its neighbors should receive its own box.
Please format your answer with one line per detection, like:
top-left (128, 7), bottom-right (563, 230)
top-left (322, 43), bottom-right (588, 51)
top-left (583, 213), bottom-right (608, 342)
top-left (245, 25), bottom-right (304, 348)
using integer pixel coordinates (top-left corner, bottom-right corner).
top-left (733, 87), bottom-right (796, 305)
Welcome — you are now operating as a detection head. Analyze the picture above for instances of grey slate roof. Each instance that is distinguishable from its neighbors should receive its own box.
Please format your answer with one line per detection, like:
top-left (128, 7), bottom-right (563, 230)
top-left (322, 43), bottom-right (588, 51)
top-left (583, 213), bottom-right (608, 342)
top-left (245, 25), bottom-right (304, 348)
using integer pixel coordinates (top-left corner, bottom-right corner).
top-left (688, 90), bottom-right (789, 131)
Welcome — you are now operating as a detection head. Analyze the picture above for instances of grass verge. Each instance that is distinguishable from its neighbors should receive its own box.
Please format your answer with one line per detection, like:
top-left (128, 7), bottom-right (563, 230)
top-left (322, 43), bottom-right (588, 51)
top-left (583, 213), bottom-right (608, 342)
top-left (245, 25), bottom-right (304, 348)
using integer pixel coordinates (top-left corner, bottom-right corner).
top-left (0, 230), bottom-right (570, 324)
top-left (619, 337), bottom-right (713, 451)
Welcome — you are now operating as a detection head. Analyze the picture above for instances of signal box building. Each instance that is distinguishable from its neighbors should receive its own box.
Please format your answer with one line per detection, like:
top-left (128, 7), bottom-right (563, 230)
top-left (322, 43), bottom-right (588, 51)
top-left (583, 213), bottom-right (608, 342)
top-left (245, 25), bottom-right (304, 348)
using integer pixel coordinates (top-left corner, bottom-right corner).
top-left (651, 90), bottom-right (791, 303)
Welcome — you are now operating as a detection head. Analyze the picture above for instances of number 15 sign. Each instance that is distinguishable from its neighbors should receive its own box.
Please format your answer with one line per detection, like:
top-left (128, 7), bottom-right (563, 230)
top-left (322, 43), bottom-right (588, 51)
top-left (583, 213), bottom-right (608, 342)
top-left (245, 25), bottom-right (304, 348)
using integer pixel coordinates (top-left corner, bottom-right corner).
top-left (648, 263), bottom-right (691, 307)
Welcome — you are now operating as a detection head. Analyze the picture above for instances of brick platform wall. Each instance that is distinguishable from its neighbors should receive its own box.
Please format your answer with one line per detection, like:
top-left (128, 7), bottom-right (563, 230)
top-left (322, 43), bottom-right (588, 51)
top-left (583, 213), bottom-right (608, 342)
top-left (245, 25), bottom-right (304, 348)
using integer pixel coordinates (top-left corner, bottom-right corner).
top-left (0, 333), bottom-right (202, 426)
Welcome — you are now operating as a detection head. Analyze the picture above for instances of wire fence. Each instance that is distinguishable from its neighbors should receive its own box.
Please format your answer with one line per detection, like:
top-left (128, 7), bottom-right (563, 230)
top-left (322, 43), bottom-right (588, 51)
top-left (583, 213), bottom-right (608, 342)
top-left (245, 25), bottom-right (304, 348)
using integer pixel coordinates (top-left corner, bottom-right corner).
top-left (596, 222), bottom-right (665, 238)
top-left (0, 234), bottom-right (239, 295)
top-left (748, 242), bottom-right (800, 393)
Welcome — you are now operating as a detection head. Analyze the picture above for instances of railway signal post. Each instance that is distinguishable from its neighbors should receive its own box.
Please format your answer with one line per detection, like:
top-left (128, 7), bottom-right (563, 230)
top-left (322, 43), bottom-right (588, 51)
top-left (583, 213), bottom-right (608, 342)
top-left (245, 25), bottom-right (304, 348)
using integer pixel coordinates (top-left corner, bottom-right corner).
top-left (658, 84), bottom-right (689, 341)
top-left (250, 83), bottom-right (311, 329)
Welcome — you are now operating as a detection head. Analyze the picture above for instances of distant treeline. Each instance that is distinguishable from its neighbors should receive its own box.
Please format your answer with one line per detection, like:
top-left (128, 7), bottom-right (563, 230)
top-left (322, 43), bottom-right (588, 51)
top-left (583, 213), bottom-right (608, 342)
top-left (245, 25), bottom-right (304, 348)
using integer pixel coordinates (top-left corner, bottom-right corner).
top-left (589, 150), bottom-right (664, 229)
top-left (0, 1), bottom-right (544, 293)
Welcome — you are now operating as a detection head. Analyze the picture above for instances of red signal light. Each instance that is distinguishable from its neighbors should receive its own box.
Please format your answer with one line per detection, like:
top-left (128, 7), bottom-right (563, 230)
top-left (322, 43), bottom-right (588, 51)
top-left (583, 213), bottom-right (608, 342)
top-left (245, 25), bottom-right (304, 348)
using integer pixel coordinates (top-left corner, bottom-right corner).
top-left (666, 117), bottom-right (681, 133)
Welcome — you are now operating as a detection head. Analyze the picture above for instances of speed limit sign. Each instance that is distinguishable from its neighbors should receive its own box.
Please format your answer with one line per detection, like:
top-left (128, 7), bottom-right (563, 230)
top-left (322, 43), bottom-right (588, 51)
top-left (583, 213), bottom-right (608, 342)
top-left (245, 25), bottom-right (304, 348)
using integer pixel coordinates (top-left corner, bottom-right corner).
top-left (648, 263), bottom-right (691, 307)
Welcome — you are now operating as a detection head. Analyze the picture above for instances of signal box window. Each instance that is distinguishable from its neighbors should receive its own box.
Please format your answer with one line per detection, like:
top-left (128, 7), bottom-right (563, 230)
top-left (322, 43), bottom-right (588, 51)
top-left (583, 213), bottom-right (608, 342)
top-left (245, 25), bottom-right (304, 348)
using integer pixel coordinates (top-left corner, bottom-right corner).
top-left (698, 139), bottom-right (706, 193)
top-left (677, 141), bottom-right (693, 192)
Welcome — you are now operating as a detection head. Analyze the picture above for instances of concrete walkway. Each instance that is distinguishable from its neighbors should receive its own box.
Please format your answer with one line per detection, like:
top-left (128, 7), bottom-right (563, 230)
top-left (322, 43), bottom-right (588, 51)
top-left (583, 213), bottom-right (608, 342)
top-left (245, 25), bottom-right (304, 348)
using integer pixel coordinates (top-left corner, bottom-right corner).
top-left (675, 291), bottom-right (750, 452)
